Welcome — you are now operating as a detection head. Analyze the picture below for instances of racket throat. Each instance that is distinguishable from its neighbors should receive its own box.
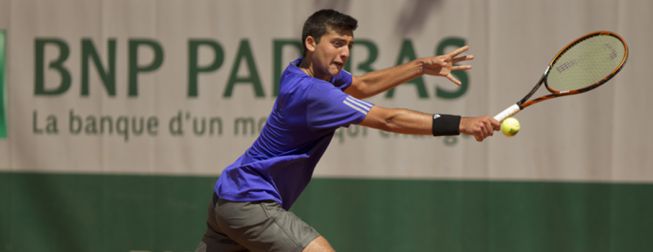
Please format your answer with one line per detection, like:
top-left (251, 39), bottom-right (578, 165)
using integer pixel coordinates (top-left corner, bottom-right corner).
top-left (519, 74), bottom-right (547, 105)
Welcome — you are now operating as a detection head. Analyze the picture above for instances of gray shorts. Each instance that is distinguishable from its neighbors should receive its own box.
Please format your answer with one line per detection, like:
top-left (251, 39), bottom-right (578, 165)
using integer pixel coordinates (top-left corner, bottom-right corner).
top-left (195, 194), bottom-right (320, 252)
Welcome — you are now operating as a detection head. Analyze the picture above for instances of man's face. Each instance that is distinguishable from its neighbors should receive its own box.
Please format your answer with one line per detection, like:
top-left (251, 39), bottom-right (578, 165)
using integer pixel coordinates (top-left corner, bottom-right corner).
top-left (309, 27), bottom-right (353, 79)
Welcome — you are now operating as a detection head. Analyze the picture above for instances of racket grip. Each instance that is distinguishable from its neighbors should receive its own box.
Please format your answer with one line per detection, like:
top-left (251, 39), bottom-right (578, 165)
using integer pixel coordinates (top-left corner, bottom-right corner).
top-left (494, 104), bottom-right (521, 122)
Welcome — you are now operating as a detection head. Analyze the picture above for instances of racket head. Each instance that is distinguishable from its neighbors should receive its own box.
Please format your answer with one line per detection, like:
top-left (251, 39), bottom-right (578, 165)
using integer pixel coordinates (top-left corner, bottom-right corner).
top-left (544, 31), bottom-right (629, 94)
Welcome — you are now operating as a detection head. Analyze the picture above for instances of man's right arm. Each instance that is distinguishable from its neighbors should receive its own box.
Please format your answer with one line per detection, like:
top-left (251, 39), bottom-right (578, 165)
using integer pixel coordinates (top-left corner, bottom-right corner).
top-left (359, 105), bottom-right (500, 142)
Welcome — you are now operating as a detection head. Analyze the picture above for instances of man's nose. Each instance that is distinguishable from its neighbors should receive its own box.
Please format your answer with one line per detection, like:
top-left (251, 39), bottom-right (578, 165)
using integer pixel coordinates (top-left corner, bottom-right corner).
top-left (341, 46), bottom-right (350, 59)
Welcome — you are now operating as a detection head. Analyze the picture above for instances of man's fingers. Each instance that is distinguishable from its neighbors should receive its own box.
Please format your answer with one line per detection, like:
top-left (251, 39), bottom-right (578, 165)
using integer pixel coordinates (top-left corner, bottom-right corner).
top-left (447, 45), bottom-right (469, 56)
top-left (491, 119), bottom-right (501, 130)
top-left (452, 54), bottom-right (474, 63)
top-left (483, 120), bottom-right (494, 136)
top-left (446, 74), bottom-right (461, 86)
top-left (451, 65), bottom-right (472, 71)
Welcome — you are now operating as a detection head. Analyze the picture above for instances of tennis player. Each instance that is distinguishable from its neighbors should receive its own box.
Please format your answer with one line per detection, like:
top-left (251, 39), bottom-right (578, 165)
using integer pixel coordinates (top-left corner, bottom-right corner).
top-left (196, 9), bottom-right (500, 252)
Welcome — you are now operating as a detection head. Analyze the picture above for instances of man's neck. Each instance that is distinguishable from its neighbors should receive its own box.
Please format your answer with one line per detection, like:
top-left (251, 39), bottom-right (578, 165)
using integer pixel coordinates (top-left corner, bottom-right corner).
top-left (298, 57), bottom-right (330, 81)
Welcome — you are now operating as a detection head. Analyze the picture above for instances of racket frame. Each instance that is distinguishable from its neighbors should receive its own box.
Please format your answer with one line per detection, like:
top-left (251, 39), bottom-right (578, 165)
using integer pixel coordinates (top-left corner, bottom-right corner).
top-left (494, 31), bottom-right (629, 122)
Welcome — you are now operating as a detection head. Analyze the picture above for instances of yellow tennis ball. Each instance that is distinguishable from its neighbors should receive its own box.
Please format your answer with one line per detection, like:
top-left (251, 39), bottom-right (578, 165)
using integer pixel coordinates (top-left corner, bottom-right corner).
top-left (501, 117), bottom-right (520, 137)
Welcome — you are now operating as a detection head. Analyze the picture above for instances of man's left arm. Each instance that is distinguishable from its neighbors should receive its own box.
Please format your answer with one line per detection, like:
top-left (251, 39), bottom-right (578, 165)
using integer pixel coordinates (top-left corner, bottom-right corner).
top-left (345, 45), bottom-right (473, 99)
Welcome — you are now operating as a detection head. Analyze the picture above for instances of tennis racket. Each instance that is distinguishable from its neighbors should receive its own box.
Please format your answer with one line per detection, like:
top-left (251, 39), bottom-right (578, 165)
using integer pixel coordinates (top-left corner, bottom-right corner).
top-left (494, 31), bottom-right (629, 122)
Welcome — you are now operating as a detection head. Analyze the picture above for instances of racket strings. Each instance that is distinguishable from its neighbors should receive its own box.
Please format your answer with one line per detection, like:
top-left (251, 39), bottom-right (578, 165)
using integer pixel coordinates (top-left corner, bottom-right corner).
top-left (546, 35), bottom-right (626, 91)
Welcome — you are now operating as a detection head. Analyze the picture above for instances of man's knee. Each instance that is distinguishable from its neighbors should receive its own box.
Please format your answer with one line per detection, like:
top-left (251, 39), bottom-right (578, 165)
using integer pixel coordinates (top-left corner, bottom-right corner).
top-left (303, 236), bottom-right (335, 252)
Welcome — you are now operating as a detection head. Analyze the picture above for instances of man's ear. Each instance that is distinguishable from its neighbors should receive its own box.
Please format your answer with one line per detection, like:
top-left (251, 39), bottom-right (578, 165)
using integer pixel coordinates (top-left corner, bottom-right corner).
top-left (305, 36), bottom-right (317, 53)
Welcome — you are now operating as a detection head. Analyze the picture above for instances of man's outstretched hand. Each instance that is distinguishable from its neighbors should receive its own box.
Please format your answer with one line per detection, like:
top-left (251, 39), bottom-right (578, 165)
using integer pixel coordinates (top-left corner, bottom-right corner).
top-left (418, 45), bottom-right (474, 86)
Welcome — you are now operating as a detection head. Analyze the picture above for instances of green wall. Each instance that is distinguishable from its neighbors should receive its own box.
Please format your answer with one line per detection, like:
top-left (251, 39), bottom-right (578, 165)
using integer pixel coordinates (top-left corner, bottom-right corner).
top-left (1, 172), bottom-right (652, 252)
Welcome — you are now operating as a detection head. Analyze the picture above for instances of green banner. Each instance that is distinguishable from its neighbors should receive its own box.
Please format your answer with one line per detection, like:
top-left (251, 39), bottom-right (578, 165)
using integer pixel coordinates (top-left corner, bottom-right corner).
top-left (0, 30), bottom-right (6, 139)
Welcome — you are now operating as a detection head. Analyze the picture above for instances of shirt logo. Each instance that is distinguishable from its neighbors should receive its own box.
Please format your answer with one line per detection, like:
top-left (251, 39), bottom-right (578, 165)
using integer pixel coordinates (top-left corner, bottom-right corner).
top-left (342, 96), bottom-right (372, 115)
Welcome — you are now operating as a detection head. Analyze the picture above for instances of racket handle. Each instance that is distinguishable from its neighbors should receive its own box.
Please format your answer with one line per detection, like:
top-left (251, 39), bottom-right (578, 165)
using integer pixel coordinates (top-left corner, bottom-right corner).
top-left (494, 104), bottom-right (521, 122)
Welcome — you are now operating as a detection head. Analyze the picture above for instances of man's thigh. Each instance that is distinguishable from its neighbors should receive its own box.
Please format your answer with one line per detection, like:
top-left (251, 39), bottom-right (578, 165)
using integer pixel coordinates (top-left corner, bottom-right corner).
top-left (196, 195), bottom-right (248, 252)
top-left (215, 199), bottom-right (320, 252)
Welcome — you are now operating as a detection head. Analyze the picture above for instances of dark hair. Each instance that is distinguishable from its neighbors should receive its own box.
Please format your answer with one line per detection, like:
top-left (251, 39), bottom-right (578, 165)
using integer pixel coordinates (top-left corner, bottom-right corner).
top-left (301, 9), bottom-right (358, 55)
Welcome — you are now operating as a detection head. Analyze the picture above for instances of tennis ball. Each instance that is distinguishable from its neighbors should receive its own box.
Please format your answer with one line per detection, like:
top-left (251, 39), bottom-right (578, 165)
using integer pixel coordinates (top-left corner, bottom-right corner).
top-left (501, 117), bottom-right (520, 137)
